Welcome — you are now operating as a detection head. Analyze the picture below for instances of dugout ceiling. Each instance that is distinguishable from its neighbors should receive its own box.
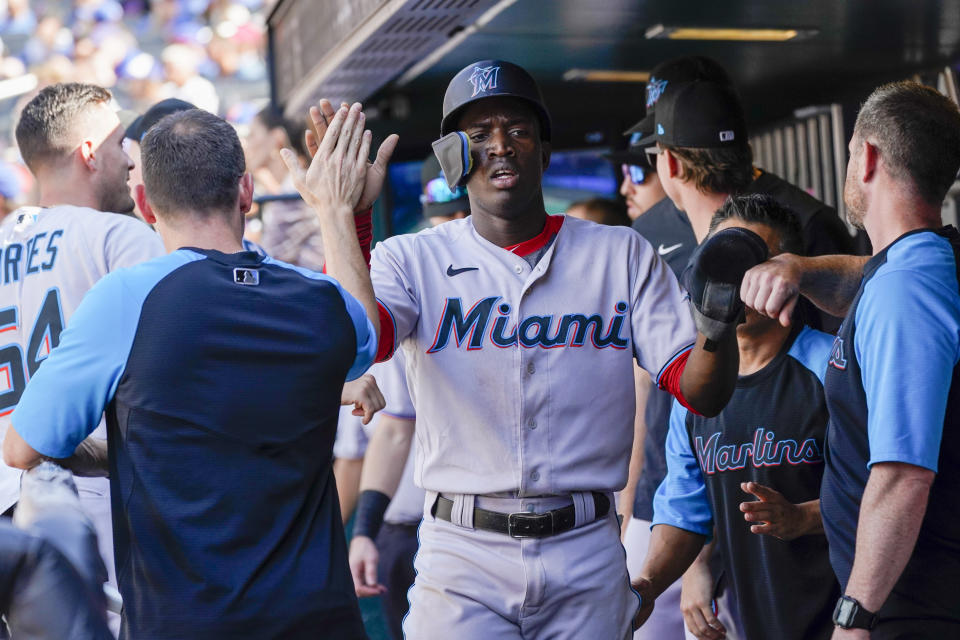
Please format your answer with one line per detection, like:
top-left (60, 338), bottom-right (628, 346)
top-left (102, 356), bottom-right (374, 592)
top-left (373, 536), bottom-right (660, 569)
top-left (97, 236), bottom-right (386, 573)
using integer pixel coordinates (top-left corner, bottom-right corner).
top-left (268, 0), bottom-right (960, 160)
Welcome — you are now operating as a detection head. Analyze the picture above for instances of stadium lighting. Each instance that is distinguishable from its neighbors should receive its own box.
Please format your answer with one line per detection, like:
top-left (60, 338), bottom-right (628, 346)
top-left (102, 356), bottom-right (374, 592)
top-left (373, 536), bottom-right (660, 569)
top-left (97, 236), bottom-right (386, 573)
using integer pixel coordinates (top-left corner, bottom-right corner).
top-left (563, 69), bottom-right (650, 83)
top-left (644, 25), bottom-right (817, 41)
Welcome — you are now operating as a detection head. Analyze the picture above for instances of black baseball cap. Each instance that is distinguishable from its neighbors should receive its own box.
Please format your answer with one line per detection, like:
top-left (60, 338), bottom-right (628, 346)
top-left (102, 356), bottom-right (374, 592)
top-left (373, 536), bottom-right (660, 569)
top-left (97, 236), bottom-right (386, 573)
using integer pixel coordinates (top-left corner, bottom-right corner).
top-left (625, 56), bottom-right (733, 136)
top-left (421, 153), bottom-right (470, 217)
top-left (603, 131), bottom-right (656, 170)
top-left (125, 98), bottom-right (197, 142)
top-left (636, 81), bottom-right (747, 149)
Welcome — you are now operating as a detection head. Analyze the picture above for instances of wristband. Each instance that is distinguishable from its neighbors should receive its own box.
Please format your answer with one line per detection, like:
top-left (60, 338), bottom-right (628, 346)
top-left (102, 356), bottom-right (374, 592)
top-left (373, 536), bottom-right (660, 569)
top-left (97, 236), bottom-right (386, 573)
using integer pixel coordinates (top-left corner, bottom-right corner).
top-left (353, 489), bottom-right (390, 540)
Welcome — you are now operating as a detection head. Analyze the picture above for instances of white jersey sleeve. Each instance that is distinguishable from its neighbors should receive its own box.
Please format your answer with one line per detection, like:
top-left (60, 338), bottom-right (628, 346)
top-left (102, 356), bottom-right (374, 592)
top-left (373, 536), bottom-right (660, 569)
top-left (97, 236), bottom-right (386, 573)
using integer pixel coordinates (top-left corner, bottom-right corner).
top-left (370, 238), bottom-right (421, 354)
top-left (375, 352), bottom-right (415, 419)
top-left (628, 233), bottom-right (697, 384)
top-left (334, 405), bottom-right (369, 460)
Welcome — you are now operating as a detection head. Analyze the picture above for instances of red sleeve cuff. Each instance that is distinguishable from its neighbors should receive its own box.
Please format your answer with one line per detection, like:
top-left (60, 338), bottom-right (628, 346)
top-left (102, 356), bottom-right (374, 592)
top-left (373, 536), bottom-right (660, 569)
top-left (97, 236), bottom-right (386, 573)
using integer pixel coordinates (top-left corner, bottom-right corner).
top-left (657, 348), bottom-right (701, 416)
top-left (356, 207), bottom-right (373, 269)
top-left (320, 207), bottom-right (374, 274)
top-left (375, 301), bottom-right (396, 362)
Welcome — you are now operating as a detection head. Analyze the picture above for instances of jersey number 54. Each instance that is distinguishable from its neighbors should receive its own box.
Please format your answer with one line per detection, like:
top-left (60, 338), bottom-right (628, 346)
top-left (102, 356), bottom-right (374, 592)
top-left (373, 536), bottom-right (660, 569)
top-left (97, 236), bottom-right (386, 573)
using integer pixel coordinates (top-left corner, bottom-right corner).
top-left (0, 288), bottom-right (64, 416)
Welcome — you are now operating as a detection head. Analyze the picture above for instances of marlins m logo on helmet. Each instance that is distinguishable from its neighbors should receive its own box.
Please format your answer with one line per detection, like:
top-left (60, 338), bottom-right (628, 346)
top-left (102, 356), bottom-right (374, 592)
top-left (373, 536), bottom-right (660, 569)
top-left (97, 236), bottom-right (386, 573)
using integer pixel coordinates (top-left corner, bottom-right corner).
top-left (468, 65), bottom-right (500, 97)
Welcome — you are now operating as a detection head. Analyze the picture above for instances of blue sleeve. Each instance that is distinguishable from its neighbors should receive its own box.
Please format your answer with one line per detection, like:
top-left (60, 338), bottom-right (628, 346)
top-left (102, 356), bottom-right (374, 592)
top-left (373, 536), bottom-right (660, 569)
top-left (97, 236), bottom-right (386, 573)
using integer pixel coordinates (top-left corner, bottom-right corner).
top-left (855, 269), bottom-right (960, 472)
top-left (787, 326), bottom-right (834, 384)
top-left (651, 400), bottom-right (714, 538)
top-left (262, 257), bottom-right (376, 381)
top-left (9, 252), bottom-right (200, 457)
top-left (339, 286), bottom-right (377, 381)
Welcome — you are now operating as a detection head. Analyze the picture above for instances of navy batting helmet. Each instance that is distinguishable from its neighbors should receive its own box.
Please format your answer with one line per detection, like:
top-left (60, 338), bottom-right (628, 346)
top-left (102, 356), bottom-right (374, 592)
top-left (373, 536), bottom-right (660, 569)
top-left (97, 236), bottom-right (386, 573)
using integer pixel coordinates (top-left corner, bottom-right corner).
top-left (440, 60), bottom-right (552, 140)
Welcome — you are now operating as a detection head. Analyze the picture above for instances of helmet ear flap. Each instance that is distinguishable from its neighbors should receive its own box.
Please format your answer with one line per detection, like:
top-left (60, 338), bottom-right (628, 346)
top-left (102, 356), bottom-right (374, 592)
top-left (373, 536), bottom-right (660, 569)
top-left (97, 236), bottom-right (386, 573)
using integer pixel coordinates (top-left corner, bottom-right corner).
top-left (431, 131), bottom-right (473, 189)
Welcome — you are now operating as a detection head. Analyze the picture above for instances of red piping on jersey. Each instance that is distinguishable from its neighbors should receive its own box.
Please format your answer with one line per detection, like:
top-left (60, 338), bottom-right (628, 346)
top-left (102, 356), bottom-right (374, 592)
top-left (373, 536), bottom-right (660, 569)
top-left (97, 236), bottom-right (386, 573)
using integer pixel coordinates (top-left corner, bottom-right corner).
top-left (375, 302), bottom-right (395, 362)
top-left (658, 349), bottom-right (701, 416)
top-left (503, 215), bottom-right (565, 257)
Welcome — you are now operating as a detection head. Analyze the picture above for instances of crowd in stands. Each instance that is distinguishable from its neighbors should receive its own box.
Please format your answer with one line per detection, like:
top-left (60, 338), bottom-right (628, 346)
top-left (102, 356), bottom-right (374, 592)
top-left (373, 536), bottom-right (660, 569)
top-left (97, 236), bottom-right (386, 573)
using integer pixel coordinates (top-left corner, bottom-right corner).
top-left (0, 0), bottom-right (270, 212)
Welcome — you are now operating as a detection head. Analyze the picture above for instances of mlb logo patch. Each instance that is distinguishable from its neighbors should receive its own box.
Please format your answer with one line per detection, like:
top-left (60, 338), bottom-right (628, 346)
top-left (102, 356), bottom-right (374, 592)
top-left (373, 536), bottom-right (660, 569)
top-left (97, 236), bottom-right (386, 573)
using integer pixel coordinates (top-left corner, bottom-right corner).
top-left (468, 65), bottom-right (500, 97)
top-left (233, 268), bottom-right (260, 286)
top-left (719, 130), bottom-right (735, 142)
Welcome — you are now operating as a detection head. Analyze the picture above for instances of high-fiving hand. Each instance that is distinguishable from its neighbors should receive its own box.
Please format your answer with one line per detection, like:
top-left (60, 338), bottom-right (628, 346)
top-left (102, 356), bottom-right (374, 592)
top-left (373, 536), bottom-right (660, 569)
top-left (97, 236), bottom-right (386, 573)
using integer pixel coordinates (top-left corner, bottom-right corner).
top-left (305, 99), bottom-right (400, 213)
top-left (281, 102), bottom-right (370, 215)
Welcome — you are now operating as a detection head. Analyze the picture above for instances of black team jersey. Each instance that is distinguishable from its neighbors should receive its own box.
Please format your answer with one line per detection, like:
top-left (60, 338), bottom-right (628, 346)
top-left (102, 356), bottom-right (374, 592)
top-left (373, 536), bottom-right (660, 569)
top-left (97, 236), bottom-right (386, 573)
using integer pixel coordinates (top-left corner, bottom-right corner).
top-left (631, 174), bottom-right (853, 522)
top-left (653, 325), bottom-right (839, 640)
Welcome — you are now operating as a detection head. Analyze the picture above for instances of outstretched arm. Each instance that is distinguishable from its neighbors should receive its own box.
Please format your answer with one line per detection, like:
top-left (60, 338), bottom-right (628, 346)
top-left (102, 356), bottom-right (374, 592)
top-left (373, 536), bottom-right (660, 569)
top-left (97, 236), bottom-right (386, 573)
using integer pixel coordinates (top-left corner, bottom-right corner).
top-left (741, 253), bottom-right (868, 326)
top-left (282, 103), bottom-right (381, 342)
top-left (678, 333), bottom-right (738, 417)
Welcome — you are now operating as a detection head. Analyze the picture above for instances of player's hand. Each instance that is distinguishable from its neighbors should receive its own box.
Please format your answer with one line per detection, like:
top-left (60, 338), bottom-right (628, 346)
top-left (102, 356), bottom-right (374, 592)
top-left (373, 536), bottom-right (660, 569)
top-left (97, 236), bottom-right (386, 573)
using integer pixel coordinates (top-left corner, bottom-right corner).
top-left (630, 576), bottom-right (656, 630)
top-left (740, 253), bottom-right (804, 327)
top-left (349, 534), bottom-right (387, 597)
top-left (681, 562), bottom-right (726, 639)
top-left (282, 102), bottom-right (370, 215)
top-left (306, 99), bottom-right (399, 213)
top-left (341, 374), bottom-right (386, 425)
top-left (740, 482), bottom-right (807, 541)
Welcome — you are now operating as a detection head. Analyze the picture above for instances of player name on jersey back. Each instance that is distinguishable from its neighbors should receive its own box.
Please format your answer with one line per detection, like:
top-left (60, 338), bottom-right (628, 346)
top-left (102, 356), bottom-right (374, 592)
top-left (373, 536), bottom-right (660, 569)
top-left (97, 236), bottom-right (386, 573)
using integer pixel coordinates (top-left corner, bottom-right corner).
top-left (0, 205), bottom-right (164, 512)
top-left (0, 227), bottom-right (62, 285)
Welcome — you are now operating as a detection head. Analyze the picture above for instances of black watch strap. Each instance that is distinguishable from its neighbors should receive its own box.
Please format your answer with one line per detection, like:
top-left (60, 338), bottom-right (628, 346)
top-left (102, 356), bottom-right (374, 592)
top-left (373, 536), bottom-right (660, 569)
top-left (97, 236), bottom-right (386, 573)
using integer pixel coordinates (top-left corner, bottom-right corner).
top-left (833, 595), bottom-right (878, 630)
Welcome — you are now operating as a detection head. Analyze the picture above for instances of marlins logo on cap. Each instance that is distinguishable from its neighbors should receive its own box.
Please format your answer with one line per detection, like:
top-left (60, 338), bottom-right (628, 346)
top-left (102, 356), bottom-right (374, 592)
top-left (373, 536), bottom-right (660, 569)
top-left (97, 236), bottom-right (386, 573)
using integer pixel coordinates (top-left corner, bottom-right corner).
top-left (468, 65), bottom-right (500, 97)
top-left (646, 77), bottom-right (668, 108)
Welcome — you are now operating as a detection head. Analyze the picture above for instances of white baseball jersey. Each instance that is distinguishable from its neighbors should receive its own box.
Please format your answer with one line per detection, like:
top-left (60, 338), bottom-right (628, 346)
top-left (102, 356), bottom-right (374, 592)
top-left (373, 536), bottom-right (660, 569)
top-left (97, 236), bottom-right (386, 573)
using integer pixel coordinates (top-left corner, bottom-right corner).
top-left (370, 215), bottom-right (696, 496)
top-left (0, 205), bottom-right (164, 510)
top-left (332, 354), bottom-right (423, 525)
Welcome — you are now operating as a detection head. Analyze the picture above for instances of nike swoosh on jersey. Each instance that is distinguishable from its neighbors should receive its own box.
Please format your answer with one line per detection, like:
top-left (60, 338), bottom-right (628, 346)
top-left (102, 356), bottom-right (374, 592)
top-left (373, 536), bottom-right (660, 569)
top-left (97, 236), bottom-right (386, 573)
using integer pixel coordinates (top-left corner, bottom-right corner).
top-left (446, 265), bottom-right (479, 276)
top-left (657, 243), bottom-right (683, 256)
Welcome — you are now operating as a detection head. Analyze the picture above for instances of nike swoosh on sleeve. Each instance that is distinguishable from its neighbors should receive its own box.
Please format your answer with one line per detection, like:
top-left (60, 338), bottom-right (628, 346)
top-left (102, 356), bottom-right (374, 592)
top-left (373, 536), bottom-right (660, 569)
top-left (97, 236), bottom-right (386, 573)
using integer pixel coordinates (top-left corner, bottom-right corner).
top-left (657, 243), bottom-right (683, 256)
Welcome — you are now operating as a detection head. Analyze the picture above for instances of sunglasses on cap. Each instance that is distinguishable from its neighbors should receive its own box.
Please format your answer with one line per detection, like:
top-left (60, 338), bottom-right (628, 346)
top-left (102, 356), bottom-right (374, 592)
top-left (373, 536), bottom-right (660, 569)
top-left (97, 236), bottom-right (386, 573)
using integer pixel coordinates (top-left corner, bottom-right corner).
top-left (621, 163), bottom-right (648, 185)
top-left (421, 177), bottom-right (467, 205)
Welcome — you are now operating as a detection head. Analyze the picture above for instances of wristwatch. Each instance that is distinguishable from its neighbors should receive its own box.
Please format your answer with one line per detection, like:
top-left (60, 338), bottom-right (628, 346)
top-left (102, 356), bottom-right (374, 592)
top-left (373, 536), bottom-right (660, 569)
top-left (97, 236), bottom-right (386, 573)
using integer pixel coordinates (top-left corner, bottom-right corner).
top-left (832, 595), bottom-right (878, 630)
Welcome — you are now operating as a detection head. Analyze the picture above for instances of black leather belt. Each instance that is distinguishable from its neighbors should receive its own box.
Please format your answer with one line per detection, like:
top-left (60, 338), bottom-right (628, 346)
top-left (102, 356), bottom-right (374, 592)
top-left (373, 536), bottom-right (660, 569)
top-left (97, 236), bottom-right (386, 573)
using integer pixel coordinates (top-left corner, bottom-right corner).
top-left (432, 493), bottom-right (610, 539)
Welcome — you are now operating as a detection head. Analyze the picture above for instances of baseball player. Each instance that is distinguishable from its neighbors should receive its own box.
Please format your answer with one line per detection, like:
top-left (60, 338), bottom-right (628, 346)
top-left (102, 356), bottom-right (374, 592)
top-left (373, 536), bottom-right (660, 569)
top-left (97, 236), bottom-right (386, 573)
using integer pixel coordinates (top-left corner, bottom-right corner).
top-left (638, 194), bottom-right (839, 640)
top-left (291, 60), bottom-right (748, 639)
top-left (343, 153), bottom-right (469, 639)
top-left (0, 83), bottom-right (164, 606)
